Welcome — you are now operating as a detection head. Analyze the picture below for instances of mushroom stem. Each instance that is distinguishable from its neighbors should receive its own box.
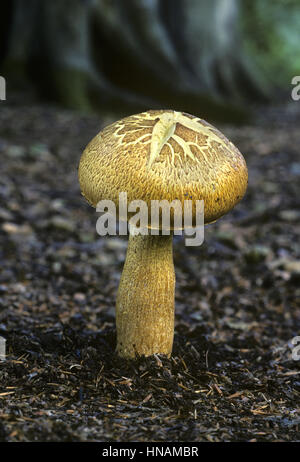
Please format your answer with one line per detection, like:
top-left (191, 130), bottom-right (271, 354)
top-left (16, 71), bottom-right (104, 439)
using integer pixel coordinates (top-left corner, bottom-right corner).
top-left (116, 233), bottom-right (175, 358)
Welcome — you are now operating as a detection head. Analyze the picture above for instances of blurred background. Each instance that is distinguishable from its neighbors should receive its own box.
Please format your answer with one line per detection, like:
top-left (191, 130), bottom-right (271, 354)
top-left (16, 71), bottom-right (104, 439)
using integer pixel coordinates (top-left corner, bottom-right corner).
top-left (0, 0), bottom-right (300, 121)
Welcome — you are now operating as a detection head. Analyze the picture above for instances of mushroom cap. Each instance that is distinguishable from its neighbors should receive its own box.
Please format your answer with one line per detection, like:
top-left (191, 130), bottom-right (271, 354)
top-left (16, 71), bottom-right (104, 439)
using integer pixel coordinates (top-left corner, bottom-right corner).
top-left (78, 109), bottom-right (248, 226)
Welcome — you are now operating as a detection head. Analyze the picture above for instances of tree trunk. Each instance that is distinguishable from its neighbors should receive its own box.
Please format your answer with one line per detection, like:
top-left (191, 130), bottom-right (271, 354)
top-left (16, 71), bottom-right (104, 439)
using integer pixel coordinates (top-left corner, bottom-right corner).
top-left (1, 0), bottom-right (271, 119)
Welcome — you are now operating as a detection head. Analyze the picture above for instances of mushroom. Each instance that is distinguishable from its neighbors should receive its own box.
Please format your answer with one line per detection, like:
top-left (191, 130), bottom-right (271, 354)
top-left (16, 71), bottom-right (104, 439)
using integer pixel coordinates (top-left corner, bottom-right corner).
top-left (78, 110), bottom-right (248, 358)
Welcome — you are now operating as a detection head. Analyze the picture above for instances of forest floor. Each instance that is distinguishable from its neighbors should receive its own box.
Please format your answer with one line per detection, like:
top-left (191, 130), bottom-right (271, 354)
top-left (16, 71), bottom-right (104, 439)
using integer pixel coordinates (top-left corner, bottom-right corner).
top-left (0, 94), bottom-right (299, 442)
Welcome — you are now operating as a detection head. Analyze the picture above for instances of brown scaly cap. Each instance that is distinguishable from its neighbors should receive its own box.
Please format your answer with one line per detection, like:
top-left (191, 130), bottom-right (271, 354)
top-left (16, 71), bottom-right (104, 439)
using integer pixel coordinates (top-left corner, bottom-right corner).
top-left (78, 109), bottom-right (248, 225)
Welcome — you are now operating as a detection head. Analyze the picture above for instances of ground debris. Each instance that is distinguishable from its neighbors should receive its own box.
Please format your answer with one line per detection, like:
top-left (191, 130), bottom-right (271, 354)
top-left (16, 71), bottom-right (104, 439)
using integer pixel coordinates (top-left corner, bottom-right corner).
top-left (0, 98), bottom-right (299, 441)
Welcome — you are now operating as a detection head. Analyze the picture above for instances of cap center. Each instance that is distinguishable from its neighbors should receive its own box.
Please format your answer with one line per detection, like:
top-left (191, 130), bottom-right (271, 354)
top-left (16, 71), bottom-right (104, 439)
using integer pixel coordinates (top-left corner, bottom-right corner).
top-left (148, 113), bottom-right (177, 168)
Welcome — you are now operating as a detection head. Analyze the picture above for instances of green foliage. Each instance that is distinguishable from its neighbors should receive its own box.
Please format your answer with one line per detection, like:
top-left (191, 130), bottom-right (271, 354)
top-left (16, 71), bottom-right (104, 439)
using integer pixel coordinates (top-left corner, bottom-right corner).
top-left (241, 0), bottom-right (300, 86)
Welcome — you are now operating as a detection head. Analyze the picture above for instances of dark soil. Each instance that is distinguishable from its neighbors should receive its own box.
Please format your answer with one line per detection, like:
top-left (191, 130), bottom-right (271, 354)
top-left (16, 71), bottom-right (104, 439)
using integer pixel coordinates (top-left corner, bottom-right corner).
top-left (0, 95), bottom-right (299, 442)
